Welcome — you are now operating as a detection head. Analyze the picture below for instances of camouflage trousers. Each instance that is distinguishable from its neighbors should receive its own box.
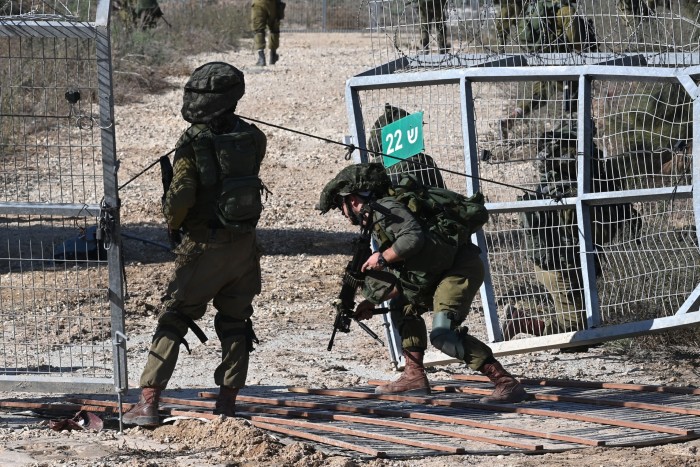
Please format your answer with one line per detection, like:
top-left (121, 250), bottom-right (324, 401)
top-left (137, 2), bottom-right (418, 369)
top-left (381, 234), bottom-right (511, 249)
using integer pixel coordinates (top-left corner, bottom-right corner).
top-left (251, 2), bottom-right (281, 51)
top-left (393, 243), bottom-right (494, 371)
top-left (139, 229), bottom-right (261, 389)
top-left (534, 265), bottom-right (586, 334)
top-left (494, 0), bottom-right (523, 47)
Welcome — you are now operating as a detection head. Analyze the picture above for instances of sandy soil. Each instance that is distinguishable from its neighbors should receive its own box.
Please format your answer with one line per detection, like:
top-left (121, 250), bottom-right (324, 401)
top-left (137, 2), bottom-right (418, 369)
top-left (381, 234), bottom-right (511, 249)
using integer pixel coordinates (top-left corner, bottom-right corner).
top-left (1, 32), bottom-right (700, 467)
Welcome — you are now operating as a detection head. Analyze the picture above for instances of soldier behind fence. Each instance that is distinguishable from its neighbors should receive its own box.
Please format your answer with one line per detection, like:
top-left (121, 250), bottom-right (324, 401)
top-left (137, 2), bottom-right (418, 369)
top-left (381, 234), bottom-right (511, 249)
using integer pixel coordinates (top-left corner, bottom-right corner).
top-left (252, 0), bottom-right (285, 66)
top-left (493, 0), bottom-right (524, 51)
top-left (417, 0), bottom-right (450, 53)
top-left (499, 0), bottom-right (597, 139)
top-left (502, 121), bottom-right (639, 347)
top-left (122, 62), bottom-right (267, 426)
top-left (113, 0), bottom-right (164, 29)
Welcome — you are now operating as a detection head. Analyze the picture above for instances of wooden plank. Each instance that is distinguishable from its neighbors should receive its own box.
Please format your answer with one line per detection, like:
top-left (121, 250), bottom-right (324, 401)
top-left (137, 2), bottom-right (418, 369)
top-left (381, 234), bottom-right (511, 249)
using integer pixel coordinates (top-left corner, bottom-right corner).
top-left (452, 375), bottom-right (700, 396)
top-left (249, 415), bottom-right (465, 454)
top-left (431, 385), bottom-right (700, 417)
top-left (238, 402), bottom-right (543, 451)
top-left (287, 387), bottom-right (694, 436)
top-left (252, 420), bottom-right (386, 457)
top-left (199, 391), bottom-right (604, 446)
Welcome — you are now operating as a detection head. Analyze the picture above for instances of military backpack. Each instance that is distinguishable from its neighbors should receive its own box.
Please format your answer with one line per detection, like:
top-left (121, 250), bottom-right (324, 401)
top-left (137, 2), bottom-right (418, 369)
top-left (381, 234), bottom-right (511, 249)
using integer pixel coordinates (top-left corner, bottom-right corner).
top-left (191, 121), bottom-right (267, 232)
top-left (388, 174), bottom-right (489, 244)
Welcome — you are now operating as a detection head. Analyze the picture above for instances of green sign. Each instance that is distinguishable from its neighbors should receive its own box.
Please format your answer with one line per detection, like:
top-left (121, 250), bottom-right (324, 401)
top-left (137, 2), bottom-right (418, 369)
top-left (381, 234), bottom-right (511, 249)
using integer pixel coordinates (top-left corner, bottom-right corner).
top-left (380, 112), bottom-right (424, 168)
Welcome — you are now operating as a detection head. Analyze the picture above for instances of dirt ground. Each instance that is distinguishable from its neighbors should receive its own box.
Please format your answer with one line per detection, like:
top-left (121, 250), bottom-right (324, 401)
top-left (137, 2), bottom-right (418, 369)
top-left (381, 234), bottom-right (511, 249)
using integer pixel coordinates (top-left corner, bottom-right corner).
top-left (2, 32), bottom-right (700, 467)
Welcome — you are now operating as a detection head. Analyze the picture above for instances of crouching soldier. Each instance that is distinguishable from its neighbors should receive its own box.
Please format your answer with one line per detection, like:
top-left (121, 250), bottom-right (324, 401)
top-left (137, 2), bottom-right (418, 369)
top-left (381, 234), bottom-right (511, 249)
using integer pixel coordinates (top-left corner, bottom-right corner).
top-left (319, 163), bottom-right (528, 403)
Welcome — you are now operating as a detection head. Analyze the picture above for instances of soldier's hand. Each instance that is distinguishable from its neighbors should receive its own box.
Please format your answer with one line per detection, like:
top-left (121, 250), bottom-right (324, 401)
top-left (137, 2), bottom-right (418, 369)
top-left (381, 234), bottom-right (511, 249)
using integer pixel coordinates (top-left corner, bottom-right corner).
top-left (353, 300), bottom-right (376, 321)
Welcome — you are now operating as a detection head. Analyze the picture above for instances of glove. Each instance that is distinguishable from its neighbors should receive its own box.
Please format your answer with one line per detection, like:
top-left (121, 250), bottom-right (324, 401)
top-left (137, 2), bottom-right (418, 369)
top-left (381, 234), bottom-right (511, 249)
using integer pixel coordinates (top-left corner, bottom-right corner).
top-left (353, 300), bottom-right (376, 321)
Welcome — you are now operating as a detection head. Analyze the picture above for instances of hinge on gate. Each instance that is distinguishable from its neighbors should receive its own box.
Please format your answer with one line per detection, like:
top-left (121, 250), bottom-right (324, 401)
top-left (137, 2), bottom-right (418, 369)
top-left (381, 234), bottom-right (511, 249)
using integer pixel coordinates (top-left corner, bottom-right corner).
top-left (98, 200), bottom-right (117, 250)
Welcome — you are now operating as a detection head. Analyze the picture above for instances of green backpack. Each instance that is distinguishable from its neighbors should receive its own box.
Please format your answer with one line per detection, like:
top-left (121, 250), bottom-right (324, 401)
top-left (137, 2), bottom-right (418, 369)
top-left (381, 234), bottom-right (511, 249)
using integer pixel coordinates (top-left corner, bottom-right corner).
top-left (389, 174), bottom-right (489, 243)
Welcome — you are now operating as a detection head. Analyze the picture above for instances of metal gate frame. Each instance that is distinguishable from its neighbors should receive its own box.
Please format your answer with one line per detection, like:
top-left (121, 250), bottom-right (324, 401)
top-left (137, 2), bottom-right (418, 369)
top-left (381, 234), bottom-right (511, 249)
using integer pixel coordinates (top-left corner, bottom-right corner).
top-left (345, 55), bottom-right (700, 366)
top-left (0, 1), bottom-right (127, 394)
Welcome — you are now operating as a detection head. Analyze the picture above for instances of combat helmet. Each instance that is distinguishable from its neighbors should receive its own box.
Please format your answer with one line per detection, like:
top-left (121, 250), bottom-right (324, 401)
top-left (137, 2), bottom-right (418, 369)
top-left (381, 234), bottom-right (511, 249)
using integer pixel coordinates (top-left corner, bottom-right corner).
top-left (318, 163), bottom-right (392, 214)
top-left (181, 62), bottom-right (245, 124)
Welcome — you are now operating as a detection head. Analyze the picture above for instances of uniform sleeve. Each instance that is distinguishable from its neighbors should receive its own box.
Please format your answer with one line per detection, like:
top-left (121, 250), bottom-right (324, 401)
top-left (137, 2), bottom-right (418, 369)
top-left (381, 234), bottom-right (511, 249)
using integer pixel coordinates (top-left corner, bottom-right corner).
top-left (376, 199), bottom-right (425, 259)
top-left (252, 124), bottom-right (267, 164)
top-left (162, 141), bottom-right (198, 229)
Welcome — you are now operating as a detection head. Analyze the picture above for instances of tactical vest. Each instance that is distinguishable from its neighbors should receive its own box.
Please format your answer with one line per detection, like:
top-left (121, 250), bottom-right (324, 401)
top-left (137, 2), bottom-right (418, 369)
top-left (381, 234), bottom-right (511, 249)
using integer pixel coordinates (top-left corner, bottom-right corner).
top-left (517, 0), bottom-right (597, 53)
top-left (191, 121), bottom-right (265, 233)
top-left (519, 126), bottom-right (638, 270)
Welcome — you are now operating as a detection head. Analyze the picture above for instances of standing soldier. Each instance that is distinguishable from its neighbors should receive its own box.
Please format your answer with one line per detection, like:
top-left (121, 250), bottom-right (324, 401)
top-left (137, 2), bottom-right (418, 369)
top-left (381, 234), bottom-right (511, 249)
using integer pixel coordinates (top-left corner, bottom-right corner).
top-left (493, 0), bottom-right (524, 51)
top-left (122, 62), bottom-right (267, 426)
top-left (319, 163), bottom-right (528, 403)
top-left (418, 0), bottom-right (450, 53)
top-left (252, 0), bottom-right (285, 66)
top-left (499, 0), bottom-right (597, 139)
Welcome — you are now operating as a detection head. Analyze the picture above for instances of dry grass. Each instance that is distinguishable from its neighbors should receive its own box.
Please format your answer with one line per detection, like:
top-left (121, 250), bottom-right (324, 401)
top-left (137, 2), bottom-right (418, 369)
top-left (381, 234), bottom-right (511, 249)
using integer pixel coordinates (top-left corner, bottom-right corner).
top-left (110, 0), bottom-right (250, 104)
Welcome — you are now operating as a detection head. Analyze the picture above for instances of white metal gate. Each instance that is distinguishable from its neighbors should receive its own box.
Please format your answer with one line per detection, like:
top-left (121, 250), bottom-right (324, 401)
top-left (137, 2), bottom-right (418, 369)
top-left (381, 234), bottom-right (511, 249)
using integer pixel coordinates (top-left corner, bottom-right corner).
top-left (345, 0), bottom-right (700, 367)
top-left (0, 0), bottom-right (127, 393)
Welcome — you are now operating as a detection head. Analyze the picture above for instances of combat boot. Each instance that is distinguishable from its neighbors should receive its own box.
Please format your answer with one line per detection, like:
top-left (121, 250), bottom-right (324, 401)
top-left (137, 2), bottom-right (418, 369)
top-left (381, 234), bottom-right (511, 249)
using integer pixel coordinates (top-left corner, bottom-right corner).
top-left (269, 49), bottom-right (279, 65)
top-left (122, 386), bottom-right (161, 426)
top-left (213, 386), bottom-right (239, 417)
top-left (479, 360), bottom-right (528, 404)
top-left (501, 305), bottom-right (546, 341)
top-left (375, 350), bottom-right (431, 395)
top-left (255, 49), bottom-right (266, 66)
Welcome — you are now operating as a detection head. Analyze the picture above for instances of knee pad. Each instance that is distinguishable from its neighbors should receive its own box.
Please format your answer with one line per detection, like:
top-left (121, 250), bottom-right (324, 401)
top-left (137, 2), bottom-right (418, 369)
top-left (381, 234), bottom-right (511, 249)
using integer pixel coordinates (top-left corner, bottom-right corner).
top-left (429, 311), bottom-right (466, 360)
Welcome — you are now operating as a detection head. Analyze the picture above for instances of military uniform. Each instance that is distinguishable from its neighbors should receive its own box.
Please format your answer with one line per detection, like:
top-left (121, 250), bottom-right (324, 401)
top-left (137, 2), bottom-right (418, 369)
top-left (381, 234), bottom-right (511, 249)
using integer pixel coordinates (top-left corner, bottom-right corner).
top-left (418, 0), bottom-right (449, 53)
top-left (123, 62), bottom-right (266, 426)
top-left (319, 163), bottom-right (527, 403)
top-left (500, 0), bottom-right (597, 137)
top-left (506, 122), bottom-right (636, 339)
top-left (493, 0), bottom-right (524, 49)
top-left (364, 197), bottom-right (495, 370)
top-left (252, 0), bottom-right (283, 65)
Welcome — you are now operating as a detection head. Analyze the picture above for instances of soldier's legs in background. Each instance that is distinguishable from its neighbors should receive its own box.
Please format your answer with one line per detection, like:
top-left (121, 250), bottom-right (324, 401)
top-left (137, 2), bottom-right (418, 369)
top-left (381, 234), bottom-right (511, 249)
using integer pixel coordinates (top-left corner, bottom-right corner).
top-left (268, 17), bottom-right (280, 64)
top-left (435, 0), bottom-right (448, 53)
top-left (251, 5), bottom-right (267, 64)
top-left (418, 1), bottom-right (430, 51)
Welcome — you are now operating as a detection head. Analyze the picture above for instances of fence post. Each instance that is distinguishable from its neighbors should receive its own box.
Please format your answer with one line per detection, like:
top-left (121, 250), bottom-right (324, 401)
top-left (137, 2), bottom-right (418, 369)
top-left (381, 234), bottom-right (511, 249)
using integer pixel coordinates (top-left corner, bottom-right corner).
top-left (322, 0), bottom-right (327, 32)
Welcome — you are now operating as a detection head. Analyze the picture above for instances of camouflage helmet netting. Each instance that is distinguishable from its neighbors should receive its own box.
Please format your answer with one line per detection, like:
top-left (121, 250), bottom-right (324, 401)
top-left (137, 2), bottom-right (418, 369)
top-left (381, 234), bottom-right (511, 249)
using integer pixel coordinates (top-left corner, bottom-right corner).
top-left (181, 62), bottom-right (245, 124)
top-left (318, 163), bottom-right (392, 214)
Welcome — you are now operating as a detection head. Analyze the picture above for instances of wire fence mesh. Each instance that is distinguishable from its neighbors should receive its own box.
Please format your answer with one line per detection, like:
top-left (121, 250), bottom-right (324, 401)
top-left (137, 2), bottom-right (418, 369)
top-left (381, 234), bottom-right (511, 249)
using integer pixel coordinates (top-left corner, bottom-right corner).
top-left (1, 1), bottom-right (125, 390)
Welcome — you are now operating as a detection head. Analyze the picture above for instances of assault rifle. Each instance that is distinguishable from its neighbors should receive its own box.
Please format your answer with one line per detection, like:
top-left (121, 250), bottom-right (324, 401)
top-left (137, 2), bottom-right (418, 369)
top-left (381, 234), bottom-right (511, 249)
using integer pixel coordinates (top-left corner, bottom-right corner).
top-left (327, 231), bottom-right (386, 351)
